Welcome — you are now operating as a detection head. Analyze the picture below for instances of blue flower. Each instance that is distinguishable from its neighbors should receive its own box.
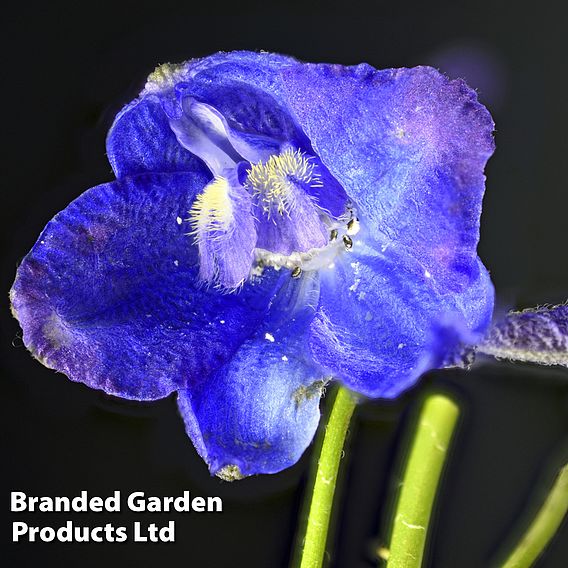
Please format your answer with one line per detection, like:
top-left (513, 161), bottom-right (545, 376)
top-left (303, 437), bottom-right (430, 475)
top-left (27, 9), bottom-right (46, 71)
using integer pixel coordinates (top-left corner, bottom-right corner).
top-left (10, 51), bottom-right (495, 478)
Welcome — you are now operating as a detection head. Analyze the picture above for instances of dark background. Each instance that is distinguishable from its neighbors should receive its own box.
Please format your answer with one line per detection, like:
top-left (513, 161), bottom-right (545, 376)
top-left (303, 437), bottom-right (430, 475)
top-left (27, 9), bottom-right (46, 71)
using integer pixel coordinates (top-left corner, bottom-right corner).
top-left (1, 1), bottom-right (567, 566)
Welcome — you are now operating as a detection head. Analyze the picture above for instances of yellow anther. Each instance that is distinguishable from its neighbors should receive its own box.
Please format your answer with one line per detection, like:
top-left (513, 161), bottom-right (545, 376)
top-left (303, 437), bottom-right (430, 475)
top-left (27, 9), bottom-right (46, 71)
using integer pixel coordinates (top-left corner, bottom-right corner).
top-left (188, 177), bottom-right (233, 239)
top-left (144, 62), bottom-right (187, 93)
top-left (246, 148), bottom-right (319, 217)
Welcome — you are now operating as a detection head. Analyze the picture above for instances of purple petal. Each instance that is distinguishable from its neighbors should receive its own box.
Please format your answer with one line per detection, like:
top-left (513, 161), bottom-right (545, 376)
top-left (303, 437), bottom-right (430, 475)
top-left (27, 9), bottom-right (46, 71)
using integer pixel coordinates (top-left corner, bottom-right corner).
top-left (281, 64), bottom-right (495, 292)
top-left (174, 52), bottom-right (307, 147)
top-left (11, 172), bottom-right (284, 400)
top-left (106, 96), bottom-right (209, 178)
top-left (169, 98), bottom-right (243, 174)
top-left (177, 273), bottom-right (324, 477)
top-left (190, 174), bottom-right (256, 289)
top-left (309, 241), bottom-right (494, 398)
top-left (254, 204), bottom-right (328, 256)
top-left (107, 52), bottom-right (303, 178)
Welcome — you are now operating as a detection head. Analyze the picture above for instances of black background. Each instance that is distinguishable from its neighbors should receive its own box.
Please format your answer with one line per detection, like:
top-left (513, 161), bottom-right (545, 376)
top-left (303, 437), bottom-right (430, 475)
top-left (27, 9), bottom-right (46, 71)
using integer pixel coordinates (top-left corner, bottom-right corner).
top-left (2, 1), bottom-right (568, 567)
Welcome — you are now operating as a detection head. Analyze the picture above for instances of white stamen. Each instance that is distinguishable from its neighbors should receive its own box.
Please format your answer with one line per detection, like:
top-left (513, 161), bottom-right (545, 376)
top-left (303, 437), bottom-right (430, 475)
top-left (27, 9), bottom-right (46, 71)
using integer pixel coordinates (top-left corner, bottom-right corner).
top-left (250, 207), bottom-right (362, 276)
top-left (347, 218), bottom-right (360, 235)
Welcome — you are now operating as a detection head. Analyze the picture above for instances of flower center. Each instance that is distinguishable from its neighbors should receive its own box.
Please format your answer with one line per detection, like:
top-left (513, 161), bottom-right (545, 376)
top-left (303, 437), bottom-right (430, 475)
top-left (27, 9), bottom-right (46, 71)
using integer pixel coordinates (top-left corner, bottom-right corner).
top-left (169, 96), bottom-right (350, 289)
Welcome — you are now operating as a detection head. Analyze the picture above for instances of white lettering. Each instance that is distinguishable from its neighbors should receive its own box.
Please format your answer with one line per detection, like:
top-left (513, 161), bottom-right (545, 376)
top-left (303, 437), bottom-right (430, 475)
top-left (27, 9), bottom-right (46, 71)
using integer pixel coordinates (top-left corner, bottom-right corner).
top-left (105, 491), bottom-right (121, 512)
top-left (12, 522), bottom-right (28, 541)
top-left (133, 521), bottom-right (147, 541)
top-left (11, 492), bottom-right (27, 512)
top-left (128, 492), bottom-right (145, 512)
top-left (40, 527), bottom-right (56, 542)
top-left (207, 496), bottom-right (223, 512)
top-left (174, 492), bottom-right (190, 512)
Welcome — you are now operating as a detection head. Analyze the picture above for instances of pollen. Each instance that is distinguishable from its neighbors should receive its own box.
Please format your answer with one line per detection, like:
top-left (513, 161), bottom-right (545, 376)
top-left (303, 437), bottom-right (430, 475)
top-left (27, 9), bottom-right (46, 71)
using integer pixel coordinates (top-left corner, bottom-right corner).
top-left (144, 62), bottom-right (187, 93)
top-left (188, 177), bottom-right (233, 239)
top-left (246, 148), bottom-right (320, 217)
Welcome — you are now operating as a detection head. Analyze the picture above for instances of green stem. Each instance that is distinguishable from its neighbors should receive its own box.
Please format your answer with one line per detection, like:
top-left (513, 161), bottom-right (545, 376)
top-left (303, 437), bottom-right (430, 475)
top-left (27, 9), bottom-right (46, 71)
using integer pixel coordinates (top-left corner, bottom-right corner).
top-left (384, 393), bottom-right (460, 568)
top-left (500, 464), bottom-right (568, 568)
top-left (296, 385), bottom-right (358, 568)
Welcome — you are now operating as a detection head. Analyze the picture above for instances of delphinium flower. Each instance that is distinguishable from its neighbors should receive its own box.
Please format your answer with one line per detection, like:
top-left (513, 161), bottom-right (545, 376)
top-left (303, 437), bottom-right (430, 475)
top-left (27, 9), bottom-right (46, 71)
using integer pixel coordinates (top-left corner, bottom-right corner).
top-left (10, 51), bottom-right (495, 480)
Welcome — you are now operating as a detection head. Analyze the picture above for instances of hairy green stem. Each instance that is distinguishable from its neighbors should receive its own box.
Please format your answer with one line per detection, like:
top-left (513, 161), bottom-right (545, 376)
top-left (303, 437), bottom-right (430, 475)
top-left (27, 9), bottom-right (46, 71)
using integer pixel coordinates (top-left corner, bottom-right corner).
top-left (384, 393), bottom-right (460, 568)
top-left (295, 385), bottom-right (358, 568)
top-left (500, 463), bottom-right (568, 568)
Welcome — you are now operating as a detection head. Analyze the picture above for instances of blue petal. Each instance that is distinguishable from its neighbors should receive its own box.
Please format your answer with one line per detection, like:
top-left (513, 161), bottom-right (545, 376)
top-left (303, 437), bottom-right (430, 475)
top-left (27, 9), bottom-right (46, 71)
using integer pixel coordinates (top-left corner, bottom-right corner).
top-left (281, 64), bottom-right (495, 292)
top-left (253, 190), bottom-right (329, 256)
top-left (174, 94), bottom-right (288, 165)
top-left (175, 50), bottom-right (297, 92)
top-left (10, 172), bottom-right (284, 400)
top-left (254, 207), bottom-right (327, 255)
top-left (177, 273), bottom-right (324, 477)
top-left (106, 96), bottom-right (209, 178)
top-left (173, 51), bottom-right (303, 141)
top-left (308, 156), bottom-right (349, 218)
top-left (175, 77), bottom-right (309, 150)
top-left (169, 98), bottom-right (244, 174)
top-left (107, 52), bottom-right (303, 178)
top-left (169, 96), bottom-right (282, 173)
top-left (309, 241), bottom-right (494, 398)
